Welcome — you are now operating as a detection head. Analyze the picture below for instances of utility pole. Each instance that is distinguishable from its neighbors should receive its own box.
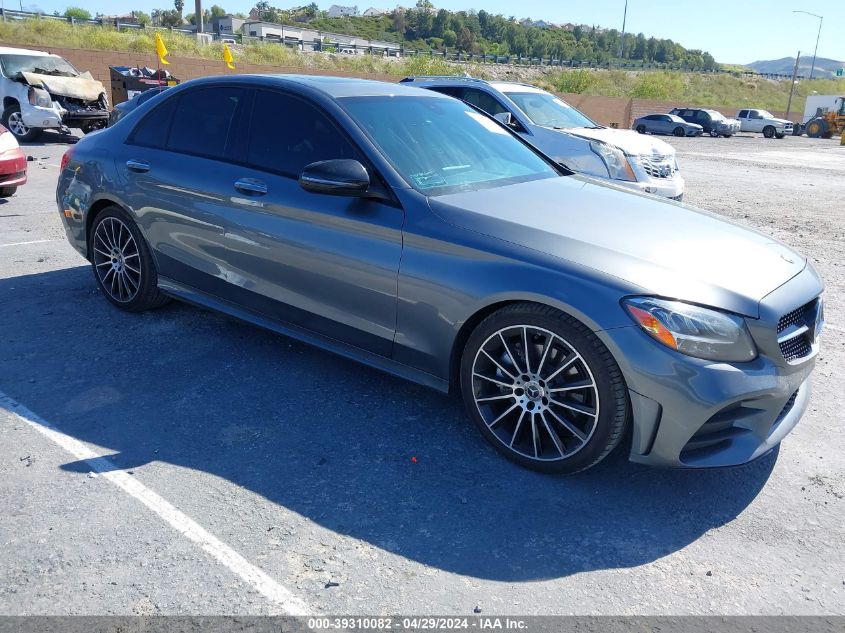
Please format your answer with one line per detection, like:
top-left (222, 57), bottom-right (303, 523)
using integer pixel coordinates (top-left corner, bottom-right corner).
top-left (617, 0), bottom-right (628, 59)
top-left (793, 10), bottom-right (822, 80)
top-left (194, 0), bottom-right (203, 33)
top-left (786, 51), bottom-right (800, 121)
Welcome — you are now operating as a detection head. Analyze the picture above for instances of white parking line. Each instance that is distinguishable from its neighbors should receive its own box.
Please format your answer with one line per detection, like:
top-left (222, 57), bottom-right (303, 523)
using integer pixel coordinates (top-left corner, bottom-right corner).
top-left (0, 239), bottom-right (60, 247)
top-left (0, 391), bottom-right (312, 616)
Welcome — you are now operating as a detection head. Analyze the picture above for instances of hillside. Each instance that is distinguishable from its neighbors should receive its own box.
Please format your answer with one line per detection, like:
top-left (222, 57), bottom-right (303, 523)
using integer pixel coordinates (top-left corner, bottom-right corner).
top-left (747, 56), bottom-right (844, 79)
top-left (1, 19), bottom-right (844, 113)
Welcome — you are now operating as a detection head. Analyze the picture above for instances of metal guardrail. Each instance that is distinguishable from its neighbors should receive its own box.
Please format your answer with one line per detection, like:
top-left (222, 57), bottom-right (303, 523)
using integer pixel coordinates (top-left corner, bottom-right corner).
top-left (0, 9), bottom-right (811, 80)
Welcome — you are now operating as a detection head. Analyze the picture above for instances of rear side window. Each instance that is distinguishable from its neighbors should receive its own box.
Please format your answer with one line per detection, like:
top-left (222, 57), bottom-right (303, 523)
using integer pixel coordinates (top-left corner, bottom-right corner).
top-left (167, 87), bottom-right (245, 160)
top-left (246, 90), bottom-right (358, 177)
top-left (129, 96), bottom-right (176, 149)
top-left (738, 109), bottom-right (748, 118)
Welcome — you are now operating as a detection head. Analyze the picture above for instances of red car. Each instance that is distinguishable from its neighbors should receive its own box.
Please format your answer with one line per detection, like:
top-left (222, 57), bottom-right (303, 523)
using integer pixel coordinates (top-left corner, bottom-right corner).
top-left (0, 123), bottom-right (26, 197)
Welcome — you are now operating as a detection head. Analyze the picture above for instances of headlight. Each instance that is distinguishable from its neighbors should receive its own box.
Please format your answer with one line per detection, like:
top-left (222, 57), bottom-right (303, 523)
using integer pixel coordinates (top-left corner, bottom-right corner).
top-left (27, 86), bottom-right (52, 108)
top-left (623, 297), bottom-right (757, 362)
top-left (590, 141), bottom-right (635, 182)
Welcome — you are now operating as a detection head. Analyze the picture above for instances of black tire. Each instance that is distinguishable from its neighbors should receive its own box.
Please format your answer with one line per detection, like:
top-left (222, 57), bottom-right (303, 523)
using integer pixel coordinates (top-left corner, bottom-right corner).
top-left (1, 103), bottom-right (43, 142)
top-left (673, 126), bottom-right (685, 137)
top-left (709, 129), bottom-right (719, 137)
top-left (805, 118), bottom-right (827, 138)
top-left (763, 125), bottom-right (775, 138)
top-left (88, 205), bottom-right (170, 312)
top-left (635, 124), bottom-right (646, 134)
top-left (0, 186), bottom-right (16, 197)
top-left (775, 132), bottom-right (785, 139)
top-left (459, 303), bottom-right (629, 474)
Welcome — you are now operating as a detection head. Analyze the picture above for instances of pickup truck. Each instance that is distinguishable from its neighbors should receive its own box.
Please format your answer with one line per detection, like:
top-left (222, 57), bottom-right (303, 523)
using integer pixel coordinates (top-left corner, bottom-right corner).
top-left (735, 109), bottom-right (793, 139)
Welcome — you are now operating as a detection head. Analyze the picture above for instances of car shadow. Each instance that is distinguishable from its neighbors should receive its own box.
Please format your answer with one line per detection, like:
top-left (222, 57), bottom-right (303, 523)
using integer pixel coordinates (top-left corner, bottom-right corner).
top-left (0, 266), bottom-right (777, 582)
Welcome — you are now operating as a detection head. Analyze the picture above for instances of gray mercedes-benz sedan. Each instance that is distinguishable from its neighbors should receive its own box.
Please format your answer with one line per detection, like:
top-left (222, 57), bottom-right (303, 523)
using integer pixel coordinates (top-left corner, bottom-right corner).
top-left (56, 75), bottom-right (824, 474)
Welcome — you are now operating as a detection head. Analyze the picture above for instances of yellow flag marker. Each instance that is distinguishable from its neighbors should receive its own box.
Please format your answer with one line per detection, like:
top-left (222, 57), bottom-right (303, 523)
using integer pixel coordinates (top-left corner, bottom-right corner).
top-left (155, 32), bottom-right (170, 65)
top-left (223, 43), bottom-right (235, 69)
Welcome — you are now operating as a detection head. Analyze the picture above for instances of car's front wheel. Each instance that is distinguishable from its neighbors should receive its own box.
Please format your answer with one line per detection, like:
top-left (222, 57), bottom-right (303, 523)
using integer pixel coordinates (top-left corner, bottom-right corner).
top-left (673, 126), bottom-right (685, 137)
top-left (2, 104), bottom-right (42, 142)
top-left (460, 303), bottom-right (628, 474)
top-left (763, 125), bottom-right (775, 138)
top-left (89, 205), bottom-right (169, 312)
top-left (636, 125), bottom-right (646, 134)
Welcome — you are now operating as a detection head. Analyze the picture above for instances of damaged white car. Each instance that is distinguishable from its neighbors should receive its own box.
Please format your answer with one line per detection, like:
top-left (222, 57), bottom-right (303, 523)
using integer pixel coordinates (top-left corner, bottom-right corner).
top-left (0, 46), bottom-right (109, 142)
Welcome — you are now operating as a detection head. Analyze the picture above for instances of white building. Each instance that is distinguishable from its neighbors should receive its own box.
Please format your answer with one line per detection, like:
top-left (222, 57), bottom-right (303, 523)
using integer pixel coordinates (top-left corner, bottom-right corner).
top-left (362, 7), bottom-right (387, 17)
top-left (327, 5), bottom-right (359, 17)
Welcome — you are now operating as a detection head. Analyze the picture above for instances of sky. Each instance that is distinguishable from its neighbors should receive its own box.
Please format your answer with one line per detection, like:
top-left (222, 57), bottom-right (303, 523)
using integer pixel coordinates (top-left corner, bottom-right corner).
top-left (15, 0), bottom-right (845, 64)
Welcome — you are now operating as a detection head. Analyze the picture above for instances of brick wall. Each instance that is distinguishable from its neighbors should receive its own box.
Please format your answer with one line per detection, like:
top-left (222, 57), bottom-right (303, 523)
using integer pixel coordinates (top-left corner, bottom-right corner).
top-left (27, 46), bottom-right (801, 126)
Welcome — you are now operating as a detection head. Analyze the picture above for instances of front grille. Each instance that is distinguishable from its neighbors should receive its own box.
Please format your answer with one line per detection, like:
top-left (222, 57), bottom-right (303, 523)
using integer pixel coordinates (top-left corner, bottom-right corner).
top-left (780, 335), bottom-right (812, 362)
top-left (639, 154), bottom-right (675, 179)
top-left (777, 299), bottom-right (818, 362)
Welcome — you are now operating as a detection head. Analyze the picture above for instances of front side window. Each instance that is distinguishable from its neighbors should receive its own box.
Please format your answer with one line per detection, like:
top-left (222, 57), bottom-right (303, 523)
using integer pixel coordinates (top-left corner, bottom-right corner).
top-left (738, 110), bottom-right (749, 118)
top-left (246, 90), bottom-right (358, 177)
top-left (341, 95), bottom-right (558, 195)
top-left (505, 92), bottom-right (597, 129)
top-left (459, 88), bottom-right (510, 117)
top-left (0, 54), bottom-right (78, 77)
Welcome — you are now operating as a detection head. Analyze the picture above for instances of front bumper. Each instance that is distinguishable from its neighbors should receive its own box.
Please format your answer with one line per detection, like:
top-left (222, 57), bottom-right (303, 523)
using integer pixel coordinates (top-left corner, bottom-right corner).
top-left (600, 265), bottom-right (823, 468)
top-left (20, 103), bottom-right (108, 130)
top-left (621, 160), bottom-right (685, 199)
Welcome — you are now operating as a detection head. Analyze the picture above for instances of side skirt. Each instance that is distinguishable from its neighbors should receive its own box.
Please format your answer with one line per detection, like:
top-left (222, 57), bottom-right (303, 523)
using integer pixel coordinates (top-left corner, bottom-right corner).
top-left (157, 276), bottom-right (450, 394)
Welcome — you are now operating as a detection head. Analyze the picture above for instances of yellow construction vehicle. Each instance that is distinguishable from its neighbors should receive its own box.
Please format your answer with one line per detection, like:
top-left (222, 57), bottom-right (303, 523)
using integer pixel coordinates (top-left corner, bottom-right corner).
top-left (805, 96), bottom-right (845, 139)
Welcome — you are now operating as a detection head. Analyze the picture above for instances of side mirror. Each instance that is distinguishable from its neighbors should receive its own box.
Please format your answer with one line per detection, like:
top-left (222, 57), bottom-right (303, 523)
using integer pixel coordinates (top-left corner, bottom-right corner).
top-left (493, 111), bottom-right (515, 127)
top-left (299, 159), bottom-right (370, 197)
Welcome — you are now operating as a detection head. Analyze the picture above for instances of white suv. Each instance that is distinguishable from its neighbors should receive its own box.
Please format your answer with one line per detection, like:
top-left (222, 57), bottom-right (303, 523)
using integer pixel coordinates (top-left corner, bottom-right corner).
top-left (404, 76), bottom-right (684, 200)
top-left (0, 46), bottom-right (109, 142)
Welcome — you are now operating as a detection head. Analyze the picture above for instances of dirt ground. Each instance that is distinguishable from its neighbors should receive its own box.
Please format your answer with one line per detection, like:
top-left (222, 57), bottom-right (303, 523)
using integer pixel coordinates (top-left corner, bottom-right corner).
top-left (0, 131), bottom-right (843, 617)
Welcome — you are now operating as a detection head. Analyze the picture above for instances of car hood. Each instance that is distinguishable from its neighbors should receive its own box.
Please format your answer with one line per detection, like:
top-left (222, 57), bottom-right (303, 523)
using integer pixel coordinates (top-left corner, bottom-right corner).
top-left (20, 71), bottom-right (105, 102)
top-left (428, 176), bottom-right (805, 318)
top-left (566, 126), bottom-right (676, 157)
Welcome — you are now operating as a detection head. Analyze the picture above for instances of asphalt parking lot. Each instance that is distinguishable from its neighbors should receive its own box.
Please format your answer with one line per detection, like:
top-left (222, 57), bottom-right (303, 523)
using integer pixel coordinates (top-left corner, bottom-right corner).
top-left (1, 131), bottom-right (843, 616)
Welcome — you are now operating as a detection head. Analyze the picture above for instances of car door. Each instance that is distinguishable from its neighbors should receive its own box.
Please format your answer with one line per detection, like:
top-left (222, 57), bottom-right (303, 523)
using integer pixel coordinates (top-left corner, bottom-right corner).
top-left (118, 85), bottom-right (249, 293)
top-left (655, 115), bottom-right (673, 134)
top-left (737, 109), bottom-right (749, 131)
top-left (214, 88), bottom-right (404, 357)
top-left (747, 110), bottom-right (763, 133)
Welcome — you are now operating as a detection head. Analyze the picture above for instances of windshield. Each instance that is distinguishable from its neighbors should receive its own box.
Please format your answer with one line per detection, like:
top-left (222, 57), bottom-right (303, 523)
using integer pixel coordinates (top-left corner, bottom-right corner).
top-left (504, 91), bottom-right (597, 129)
top-left (340, 96), bottom-right (559, 195)
top-left (668, 114), bottom-right (685, 123)
top-left (0, 54), bottom-right (79, 77)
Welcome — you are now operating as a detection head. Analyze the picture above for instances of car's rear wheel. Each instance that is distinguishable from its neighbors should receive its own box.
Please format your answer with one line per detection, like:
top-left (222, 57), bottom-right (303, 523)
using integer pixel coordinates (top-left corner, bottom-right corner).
top-left (636, 124), bottom-right (646, 134)
top-left (2, 104), bottom-right (42, 142)
top-left (460, 303), bottom-right (628, 474)
top-left (763, 125), bottom-right (775, 138)
top-left (89, 205), bottom-right (169, 312)
top-left (673, 126), bottom-right (685, 137)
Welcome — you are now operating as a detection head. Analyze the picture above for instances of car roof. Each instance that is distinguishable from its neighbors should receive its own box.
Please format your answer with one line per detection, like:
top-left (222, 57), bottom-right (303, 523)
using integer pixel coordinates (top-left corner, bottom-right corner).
top-left (399, 76), bottom-right (546, 95)
top-left (0, 46), bottom-right (53, 57)
top-left (178, 74), bottom-right (449, 99)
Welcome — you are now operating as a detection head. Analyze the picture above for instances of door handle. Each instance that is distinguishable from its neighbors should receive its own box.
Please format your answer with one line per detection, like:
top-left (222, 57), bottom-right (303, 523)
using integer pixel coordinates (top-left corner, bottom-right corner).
top-left (234, 178), bottom-right (267, 196)
top-left (126, 159), bottom-right (150, 173)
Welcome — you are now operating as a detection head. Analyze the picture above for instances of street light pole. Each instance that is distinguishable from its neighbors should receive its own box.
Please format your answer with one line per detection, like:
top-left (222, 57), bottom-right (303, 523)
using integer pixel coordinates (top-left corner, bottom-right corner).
top-left (793, 10), bottom-right (823, 80)
top-left (618, 0), bottom-right (628, 60)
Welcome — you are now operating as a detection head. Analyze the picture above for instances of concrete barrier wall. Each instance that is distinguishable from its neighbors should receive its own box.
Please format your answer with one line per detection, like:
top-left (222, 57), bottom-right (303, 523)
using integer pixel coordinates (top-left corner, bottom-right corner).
top-left (35, 46), bottom-right (802, 126)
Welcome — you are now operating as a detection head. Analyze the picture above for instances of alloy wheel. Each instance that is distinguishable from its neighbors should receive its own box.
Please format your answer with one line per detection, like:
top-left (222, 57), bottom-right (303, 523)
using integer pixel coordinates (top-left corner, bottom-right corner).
top-left (7, 111), bottom-right (29, 137)
top-left (470, 325), bottom-right (600, 462)
top-left (92, 217), bottom-right (141, 303)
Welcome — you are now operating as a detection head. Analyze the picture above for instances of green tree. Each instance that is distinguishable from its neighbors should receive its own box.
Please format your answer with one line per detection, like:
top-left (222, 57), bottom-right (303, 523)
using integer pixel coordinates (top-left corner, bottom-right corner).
top-left (132, 10), bottom-right (152, 25)
top-left (209, 4), bottom-right (227, 18)
top-left (442, 28), bottom-right (456, 47)
top-left (64, 6), bottom-right (92, 19)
